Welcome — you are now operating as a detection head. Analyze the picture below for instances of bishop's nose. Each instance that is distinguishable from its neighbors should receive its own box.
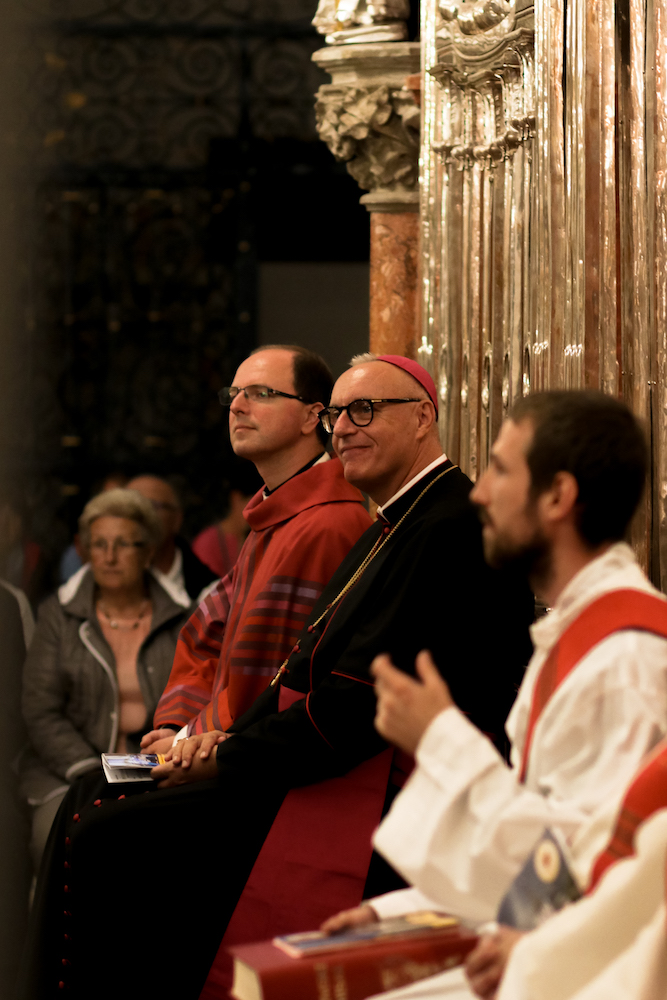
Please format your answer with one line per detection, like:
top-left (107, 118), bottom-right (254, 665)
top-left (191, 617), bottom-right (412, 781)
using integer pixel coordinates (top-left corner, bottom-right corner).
top-left (332, 408), bottom-right (357, 438)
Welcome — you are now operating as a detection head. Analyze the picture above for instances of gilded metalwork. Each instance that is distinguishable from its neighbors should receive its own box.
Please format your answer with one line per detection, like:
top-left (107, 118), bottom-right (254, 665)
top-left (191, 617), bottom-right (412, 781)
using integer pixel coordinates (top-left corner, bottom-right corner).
top-left (420, 0), bottom-right (667, 585)
top-left (652, 0), bottom-right (667, 584)
top-left (438, 1), bottom-right (513, 36)
top-left (421, 0), bottom-right (535, 475)
top-left (313, 0), bottom-right (410, 45)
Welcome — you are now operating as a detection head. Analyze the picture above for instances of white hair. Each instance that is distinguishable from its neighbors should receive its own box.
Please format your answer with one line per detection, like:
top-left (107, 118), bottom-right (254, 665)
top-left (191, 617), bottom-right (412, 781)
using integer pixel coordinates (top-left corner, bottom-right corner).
top-left (79, 488), bottom-right (162, 550)
top-left (349, 352), bottom-right (378, 366)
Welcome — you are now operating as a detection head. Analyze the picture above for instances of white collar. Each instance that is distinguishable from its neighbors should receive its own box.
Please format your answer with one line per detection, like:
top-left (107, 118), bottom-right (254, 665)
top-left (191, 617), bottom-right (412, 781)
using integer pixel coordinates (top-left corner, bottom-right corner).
top-left (530, 542), bottom-right (657, 652)
top-left (163, 546), bottom-right (182, 584)
top-left (377, 454), bottom-right (449, 517)
top-left (58, 563), bottom-right (90, 605)
top-left (150, 548), bottom-right (190, 608)
top-left (57, 551), bottom-right (192, 611)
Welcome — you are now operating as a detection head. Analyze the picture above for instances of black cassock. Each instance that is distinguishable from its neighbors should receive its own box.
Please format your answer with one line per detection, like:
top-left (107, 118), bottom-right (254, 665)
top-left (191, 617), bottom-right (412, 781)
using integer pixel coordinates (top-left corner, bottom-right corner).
top-left (19, 461), bottom-right (533, 1000)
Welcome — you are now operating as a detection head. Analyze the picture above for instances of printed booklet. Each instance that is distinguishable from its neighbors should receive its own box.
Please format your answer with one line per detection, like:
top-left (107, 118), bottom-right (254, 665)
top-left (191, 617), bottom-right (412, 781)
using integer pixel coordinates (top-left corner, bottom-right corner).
top-left (497, 828), bottom-right (581, 930)
top-left (101, 752), bottom-right (166, 783)
top-left (273, 911), bottom-right (460, 958)
top-left (229, 918), bottom-right (478, 1000)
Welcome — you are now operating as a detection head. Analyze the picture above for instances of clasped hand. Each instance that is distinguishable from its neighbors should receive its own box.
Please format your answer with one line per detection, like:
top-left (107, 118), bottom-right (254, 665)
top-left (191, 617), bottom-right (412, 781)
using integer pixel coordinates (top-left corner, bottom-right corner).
top-left (372, 649), bottom-right (455, 755)
top-left (464, 926), bottom-right (525, 999)
top-left (151, 730), bottom-right (230, 788)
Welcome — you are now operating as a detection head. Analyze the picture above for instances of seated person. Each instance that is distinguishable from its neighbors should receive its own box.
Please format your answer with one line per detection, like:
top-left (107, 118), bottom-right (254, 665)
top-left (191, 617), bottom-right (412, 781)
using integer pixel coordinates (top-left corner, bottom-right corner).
top-left (0, 487), bottom-right (47, 608)
top-left (19, 488), bottom-right (191, 869)
top-left (17, 354), bottom-right (533, 1000)
top-left (322, 390), bottom-right (667, 1000)
top-left (0, 577), bottom-right (34, 649)
top-left (126, 474), bottom-right (218, 602)
top-left (191, 460), bottom-right (261, 578)
top-left (493, 807), bottom-right (667, 1000)
top-left (466, 729), bottom-right (667, 999)
top-left (0, 579), bottom-right (32, 995)
top-left (58, 471), bottom-right (129, 584)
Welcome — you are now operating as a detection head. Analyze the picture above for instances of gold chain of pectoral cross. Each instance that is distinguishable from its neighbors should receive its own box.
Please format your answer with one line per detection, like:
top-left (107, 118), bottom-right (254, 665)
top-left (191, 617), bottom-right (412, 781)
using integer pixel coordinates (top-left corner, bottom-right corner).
top-left (269, 463), bottom-right (459, 688)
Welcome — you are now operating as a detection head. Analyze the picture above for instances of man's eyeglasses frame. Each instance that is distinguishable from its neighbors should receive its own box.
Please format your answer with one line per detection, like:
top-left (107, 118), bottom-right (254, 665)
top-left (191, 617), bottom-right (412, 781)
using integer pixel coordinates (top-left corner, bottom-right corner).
top-left (218, 385), bottom-right (312, 406)
top-left (318, 398), bottom-right (423, 434)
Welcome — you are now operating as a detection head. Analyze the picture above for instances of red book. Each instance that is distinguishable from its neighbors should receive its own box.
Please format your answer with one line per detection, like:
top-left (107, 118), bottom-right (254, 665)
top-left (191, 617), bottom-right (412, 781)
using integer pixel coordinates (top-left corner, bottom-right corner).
top-left (228, 924), bottom-right (479, 1000)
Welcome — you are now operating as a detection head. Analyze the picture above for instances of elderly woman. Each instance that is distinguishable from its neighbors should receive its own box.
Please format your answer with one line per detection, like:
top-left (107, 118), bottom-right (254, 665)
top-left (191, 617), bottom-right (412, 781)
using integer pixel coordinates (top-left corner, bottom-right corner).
top-left (19, 488), bottom-right (191, 868)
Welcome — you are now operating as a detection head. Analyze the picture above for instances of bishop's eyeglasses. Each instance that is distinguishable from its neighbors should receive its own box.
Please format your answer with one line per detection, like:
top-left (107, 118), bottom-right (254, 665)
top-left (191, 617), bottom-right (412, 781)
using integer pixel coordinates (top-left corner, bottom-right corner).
top-left (218, 385), bottom-right (312, 406)
top-left (318, 398), bottom-right (422, 434)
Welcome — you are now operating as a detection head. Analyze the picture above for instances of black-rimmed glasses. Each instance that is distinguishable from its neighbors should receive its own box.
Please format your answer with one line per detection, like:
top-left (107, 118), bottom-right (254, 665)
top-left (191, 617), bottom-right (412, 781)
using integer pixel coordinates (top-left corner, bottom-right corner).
top-left (218, 385), bottom-right (311, 406)
top-left (318, 398), bottom-right (422, 434)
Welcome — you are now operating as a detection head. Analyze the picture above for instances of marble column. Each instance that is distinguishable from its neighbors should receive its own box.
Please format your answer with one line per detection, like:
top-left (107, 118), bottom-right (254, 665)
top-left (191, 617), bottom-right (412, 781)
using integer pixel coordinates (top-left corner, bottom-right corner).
top-left (313, 42), bottom-right (420, 358)
top-left (368, 210), bottom-right (418, 356)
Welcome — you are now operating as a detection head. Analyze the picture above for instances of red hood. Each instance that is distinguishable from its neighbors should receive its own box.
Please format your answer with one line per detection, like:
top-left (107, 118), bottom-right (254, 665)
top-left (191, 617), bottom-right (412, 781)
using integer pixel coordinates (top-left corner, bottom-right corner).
top-left (244, 457), bottom-right (365, 532)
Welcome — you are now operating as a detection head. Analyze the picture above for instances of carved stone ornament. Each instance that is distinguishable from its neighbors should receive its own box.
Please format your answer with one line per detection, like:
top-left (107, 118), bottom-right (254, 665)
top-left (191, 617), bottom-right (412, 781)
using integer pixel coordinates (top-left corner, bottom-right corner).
top-left (313, 42), bottom-right (420, 211)
top-left (438, 0), bottom-right (512, 36)
top-left (313, 0), bottom-right (410, 46)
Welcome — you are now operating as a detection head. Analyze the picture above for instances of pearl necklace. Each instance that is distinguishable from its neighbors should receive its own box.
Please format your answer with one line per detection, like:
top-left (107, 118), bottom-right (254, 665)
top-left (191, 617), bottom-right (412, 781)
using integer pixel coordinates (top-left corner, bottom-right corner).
top-left (98, 600), bottom-right (150, 631)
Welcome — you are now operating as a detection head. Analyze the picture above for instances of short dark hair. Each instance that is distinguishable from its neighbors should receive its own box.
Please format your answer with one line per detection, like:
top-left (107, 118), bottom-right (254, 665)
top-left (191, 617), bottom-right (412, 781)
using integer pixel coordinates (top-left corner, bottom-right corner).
top-left (251, 345), bottom-right (334, 445)
top-left (510, 390), bottom-right (648, 547)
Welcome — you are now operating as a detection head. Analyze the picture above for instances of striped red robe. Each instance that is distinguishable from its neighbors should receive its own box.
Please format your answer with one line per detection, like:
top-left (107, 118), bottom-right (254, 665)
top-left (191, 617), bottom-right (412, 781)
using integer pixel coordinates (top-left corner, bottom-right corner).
top-left (153, 457), bottom-right (371, 734)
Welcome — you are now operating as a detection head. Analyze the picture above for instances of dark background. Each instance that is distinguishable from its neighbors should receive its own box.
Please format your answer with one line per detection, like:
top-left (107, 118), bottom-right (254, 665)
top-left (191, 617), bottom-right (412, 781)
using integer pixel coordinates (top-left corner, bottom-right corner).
top-left (2, 0), bottom-right (375, 596)
top-left (0, 1), bottom-right (422, 990)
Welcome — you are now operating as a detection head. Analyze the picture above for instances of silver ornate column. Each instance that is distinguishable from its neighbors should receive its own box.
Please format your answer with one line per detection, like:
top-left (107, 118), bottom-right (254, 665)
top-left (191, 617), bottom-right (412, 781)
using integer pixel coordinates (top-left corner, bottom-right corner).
top-left (421, 0), bottom-right (667, 585)
top-left (420, 0), bottom-right (536, 481)
top-left (313, 41), bottom-right (421, 355)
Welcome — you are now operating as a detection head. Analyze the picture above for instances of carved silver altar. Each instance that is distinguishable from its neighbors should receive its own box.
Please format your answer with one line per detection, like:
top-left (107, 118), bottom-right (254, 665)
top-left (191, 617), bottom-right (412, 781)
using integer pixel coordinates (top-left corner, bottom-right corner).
top-left (420, 0), bottom-right (667, 585)
top-left (313, 0), bottom-right (410, 45)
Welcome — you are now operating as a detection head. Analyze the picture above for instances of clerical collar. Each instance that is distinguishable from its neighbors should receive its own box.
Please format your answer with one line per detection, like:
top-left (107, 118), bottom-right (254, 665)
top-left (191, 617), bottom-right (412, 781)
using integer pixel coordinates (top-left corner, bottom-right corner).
top-left (262, 452), bottom-right (329, 498)
top-left (376, 454), bottom-right (449, 519)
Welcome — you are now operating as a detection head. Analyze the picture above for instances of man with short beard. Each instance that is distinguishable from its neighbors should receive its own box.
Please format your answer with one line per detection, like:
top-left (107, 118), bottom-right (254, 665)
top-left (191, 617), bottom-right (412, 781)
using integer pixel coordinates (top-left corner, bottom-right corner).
top-left (323, 390), bottom-right (667, 1000)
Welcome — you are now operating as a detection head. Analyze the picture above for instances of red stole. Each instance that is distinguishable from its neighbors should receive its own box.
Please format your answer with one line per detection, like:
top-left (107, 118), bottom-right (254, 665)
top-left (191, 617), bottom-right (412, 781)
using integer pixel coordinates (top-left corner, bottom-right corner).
top-left (588, 735), bottom-right (667, 891)
top-left (199, 685), bottom-right (394, 1000)
top-left (519, 589), bottom-right (667, 783)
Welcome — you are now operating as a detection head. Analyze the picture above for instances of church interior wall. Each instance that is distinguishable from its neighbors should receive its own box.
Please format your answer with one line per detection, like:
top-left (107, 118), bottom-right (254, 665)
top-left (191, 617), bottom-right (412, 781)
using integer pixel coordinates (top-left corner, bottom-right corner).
top-left (0, 0), bottom-right (370, 602)
top-left (258, 261), bottom-right (370, 378)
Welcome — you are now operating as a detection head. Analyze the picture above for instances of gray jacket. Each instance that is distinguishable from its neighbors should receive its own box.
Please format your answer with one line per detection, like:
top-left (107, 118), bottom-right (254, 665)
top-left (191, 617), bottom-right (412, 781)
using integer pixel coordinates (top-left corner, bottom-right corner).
top-left (19, 566), bottom-right (191, 805)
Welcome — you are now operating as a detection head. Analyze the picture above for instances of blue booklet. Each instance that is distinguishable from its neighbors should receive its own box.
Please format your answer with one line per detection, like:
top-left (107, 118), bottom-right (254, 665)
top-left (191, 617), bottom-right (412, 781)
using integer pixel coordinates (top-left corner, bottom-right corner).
top-left (497, 829), bottom-right (582, 930)
top-left (273, 912), bottom-right (460, 958)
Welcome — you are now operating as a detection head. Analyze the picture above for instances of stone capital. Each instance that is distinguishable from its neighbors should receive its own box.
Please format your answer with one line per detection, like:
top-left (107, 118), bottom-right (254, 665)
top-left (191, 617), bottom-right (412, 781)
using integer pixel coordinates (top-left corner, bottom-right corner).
top-left (313, 42), bottom-right (421, 212)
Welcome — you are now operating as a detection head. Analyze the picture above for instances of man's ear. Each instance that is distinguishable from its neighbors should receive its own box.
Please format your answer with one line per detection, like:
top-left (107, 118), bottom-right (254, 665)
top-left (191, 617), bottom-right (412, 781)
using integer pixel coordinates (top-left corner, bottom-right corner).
top-left (539, 471), bottom-right (579, 524)
top-left (415, 399), bottom-right (437, 439)
top-left (301, 401), bottom-right (324, 437)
